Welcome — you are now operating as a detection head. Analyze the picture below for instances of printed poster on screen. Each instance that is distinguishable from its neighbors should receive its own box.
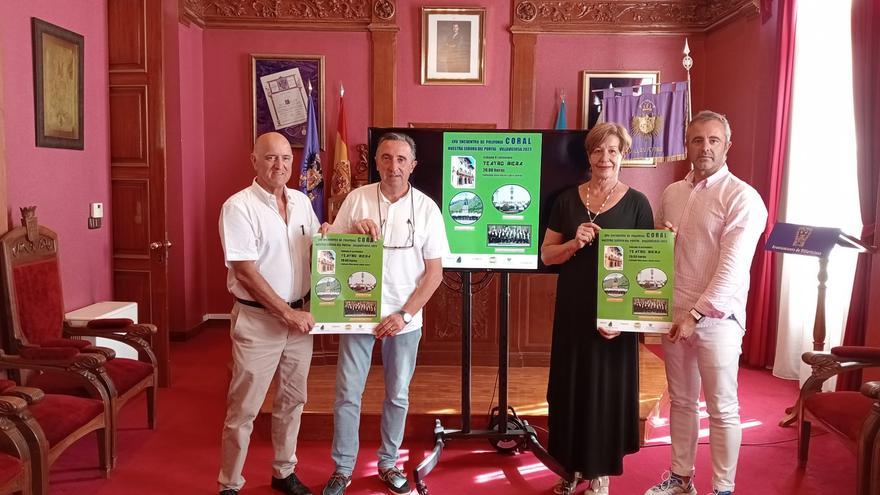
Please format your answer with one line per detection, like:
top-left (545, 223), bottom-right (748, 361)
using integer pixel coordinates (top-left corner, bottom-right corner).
top-left (310, 234), bottom-right (383, 334)
top-left (596, 229), bottom-right (674, 333)
top-left (441, 132), bottom-right (542, 270)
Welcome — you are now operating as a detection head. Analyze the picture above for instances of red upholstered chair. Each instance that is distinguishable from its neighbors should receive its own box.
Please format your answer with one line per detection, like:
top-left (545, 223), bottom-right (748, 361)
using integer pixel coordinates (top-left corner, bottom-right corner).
top-left (0, 207), bottom-right (158, 466)
top-left (0, 394), bottom-right (37, 495)
top-left (858, 381), bottom-right (880, 495)
top-left (797, 346), bottom-right (880, 495)
top-left (0, 372), bottom-right (111, 495)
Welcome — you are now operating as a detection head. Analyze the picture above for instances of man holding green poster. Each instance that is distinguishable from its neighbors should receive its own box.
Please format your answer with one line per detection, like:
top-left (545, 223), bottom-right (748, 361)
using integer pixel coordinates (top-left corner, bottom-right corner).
top-left (644, 111), bottom-right (767, 495)
top-left (218, 132), bottom-right (319, 495)
top-left (320, 132), bottom-right (448, 495)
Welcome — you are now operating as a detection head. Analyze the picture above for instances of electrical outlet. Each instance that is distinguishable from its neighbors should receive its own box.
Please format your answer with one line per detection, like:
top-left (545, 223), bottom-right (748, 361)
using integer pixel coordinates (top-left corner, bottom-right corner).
top-left (90, 202), bottom-right (104, 218)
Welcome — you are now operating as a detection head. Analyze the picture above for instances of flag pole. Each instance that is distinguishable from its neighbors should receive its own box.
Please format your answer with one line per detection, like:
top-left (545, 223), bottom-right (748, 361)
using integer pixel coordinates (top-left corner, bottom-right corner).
top-left (683, 37), bottom-right (693, 122)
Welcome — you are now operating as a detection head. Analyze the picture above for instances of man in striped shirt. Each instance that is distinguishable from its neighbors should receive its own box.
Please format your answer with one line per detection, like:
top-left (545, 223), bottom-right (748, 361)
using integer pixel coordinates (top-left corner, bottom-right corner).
top-left (645, 110), bottom-right (768, 495)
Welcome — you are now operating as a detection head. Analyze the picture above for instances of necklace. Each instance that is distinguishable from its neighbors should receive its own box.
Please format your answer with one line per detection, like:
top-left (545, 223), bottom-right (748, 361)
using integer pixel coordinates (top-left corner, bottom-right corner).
top-left (584, 180), bottom-right (618, 224)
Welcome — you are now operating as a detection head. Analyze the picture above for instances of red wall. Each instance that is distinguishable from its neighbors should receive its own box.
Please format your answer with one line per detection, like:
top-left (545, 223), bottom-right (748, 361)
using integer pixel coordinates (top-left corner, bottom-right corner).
top-left (164, 0), bottom-right (209, 331)
top-left (202, 29), bottom-right (371, 312)
top-left (702, 14), bottom-right (780, 197)
top-left (0, 0), bottom-right (112, 310)
top-left (197, 10), bottom-right (757, 313)
top-left (535, 33), bottom-right (696, 207)
top-left (396, 0), bottom-right (511, 127)
top-left (176, 21), bottom-right (208, 327)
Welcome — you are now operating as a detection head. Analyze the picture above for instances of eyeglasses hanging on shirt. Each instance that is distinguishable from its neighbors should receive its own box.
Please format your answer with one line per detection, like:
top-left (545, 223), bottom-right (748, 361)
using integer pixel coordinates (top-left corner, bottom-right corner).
top-left (377, 185), bottom-right (415, 249)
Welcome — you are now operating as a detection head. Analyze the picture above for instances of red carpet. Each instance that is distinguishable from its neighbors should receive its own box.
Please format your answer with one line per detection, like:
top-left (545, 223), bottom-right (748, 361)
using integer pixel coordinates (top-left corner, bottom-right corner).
top-left (47, 327), bottom-right (855, 494)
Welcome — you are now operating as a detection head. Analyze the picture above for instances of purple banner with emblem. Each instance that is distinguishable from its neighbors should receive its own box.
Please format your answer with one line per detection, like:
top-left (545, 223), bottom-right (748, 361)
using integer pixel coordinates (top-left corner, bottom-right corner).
top-left (602, 81), bottom-right (688, 162)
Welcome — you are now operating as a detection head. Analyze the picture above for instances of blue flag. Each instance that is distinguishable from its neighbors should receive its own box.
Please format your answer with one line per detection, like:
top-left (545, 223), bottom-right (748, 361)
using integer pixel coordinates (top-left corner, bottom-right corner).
top-left (299, 90), bottom-right (324, 221)
top-left (555, 97), bottom-right (567, 129)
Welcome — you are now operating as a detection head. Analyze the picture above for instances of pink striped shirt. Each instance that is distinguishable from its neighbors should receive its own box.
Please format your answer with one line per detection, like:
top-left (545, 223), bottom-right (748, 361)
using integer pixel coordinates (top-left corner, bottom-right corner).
top-left (656, 165), bottom-right (768, 327)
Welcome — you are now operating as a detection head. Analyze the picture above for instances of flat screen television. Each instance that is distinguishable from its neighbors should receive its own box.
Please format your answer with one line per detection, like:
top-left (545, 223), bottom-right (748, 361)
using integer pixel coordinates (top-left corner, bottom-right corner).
top-left (367, 127), bottom-right (590, 273)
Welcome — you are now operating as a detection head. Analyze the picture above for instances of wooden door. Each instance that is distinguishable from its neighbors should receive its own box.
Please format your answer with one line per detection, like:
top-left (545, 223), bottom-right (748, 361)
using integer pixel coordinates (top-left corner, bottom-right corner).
top-left (107, 0), bottom-right (171, 385)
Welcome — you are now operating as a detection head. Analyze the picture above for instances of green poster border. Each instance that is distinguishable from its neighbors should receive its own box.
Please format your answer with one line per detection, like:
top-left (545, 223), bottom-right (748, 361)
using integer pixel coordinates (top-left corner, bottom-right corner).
top-left (440, 131), bottom-right (543, 270)
top-left (595, 229), bottom-right (674, 333)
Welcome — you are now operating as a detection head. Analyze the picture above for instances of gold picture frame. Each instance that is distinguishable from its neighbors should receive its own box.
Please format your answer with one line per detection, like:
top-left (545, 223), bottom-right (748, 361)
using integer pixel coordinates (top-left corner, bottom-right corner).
top-left (421, 7), bottom-right (486, 85)
top-left (581, 70), bottom-right (660, 167)
top-left (32, 18), bottom-right (84, 150)
top-left (251, 54), bottom-right (325, 149)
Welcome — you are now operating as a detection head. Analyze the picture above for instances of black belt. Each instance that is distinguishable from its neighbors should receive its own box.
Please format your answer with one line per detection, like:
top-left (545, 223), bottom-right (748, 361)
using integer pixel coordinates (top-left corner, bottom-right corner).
top-left (236, 295), bottom-right (309, 310)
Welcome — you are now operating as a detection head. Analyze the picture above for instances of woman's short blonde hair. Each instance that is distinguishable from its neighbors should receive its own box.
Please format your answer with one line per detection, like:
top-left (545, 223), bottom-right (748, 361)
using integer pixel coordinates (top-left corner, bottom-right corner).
top-left (585, 122), bottom-right (632, 156)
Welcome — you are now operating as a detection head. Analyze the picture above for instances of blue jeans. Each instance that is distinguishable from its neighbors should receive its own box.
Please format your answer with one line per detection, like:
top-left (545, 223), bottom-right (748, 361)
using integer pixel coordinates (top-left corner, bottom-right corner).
top-left (331, 329), bottom-right (422, 475)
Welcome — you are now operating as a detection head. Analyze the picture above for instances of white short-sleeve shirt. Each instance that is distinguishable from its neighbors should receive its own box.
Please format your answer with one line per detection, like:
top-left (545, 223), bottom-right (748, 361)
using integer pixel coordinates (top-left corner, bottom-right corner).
top-left (220, 180), bottom-right (320, 302)
top-left (330, 182), bottom-right (449, 334)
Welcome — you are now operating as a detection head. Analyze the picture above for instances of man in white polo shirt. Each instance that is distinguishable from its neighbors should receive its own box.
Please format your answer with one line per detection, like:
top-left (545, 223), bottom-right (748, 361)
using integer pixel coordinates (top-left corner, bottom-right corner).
top-left (218, 132), bottom-right (319, 495)
top-left (321, 132), bottom-right (448, 495)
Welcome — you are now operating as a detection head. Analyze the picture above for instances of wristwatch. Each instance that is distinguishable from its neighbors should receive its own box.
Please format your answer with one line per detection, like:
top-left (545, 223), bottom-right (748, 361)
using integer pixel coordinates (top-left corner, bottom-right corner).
top-left (397, 310), bottom-right (413, 324)
top-left (689, 308), bottom-right (704, 323)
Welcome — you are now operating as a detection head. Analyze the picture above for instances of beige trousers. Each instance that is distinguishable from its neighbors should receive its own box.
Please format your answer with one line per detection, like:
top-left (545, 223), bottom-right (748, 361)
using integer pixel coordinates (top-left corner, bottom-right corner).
top-left (218, 303), bottom-right (313, 491)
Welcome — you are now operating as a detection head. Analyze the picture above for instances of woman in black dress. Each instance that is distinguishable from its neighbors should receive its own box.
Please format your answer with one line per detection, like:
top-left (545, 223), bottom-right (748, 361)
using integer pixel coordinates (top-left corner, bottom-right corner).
top-left (540, 123), bottom-right (654, 495)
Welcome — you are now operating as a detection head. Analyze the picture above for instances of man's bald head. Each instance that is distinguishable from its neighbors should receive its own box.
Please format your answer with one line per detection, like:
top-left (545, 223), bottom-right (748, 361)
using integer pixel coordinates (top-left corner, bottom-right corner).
top-left (252, 132), bottom-right (294, 194)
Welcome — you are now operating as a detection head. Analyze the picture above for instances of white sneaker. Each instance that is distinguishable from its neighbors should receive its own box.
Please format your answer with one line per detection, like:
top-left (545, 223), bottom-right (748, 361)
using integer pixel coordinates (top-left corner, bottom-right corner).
top-left (644, 471), bottom-right (697, 495)
top-left (585, 476), bottom-right (609, 494)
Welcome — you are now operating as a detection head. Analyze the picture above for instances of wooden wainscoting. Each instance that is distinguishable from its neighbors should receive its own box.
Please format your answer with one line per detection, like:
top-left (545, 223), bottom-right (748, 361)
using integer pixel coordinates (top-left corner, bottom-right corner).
top-left (313, 272), bottom-right (662, 367)
top-left (418, 273), bottom-right (558, 367)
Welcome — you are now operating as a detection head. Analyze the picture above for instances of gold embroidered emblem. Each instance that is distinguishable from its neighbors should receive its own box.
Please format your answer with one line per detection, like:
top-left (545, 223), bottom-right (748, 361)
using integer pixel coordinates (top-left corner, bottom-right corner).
top-left (300, 155), bottom-right (324, 201)
top-left (630, 99), bottom-right (664, 138)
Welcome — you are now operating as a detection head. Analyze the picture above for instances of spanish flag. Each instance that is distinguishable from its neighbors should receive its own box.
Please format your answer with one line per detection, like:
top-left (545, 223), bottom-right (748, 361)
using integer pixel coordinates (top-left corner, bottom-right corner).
top-left (335, 85), bottom-right (349, 172)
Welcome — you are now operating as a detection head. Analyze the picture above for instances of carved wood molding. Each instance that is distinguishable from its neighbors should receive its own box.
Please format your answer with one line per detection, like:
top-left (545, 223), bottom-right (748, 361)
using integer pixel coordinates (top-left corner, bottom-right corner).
top-left (10, 236), bottom-right (56, 259)
top-left (511, 0), bottom-right (760, 34)
top-left (181, 0), bottom-right (396, 30)
top-left (353, 143), bottom-right (369, 187)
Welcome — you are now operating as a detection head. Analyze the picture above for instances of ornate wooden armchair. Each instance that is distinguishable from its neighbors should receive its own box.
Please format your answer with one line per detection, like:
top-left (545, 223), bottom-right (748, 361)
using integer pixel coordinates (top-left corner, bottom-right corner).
top-left (0, 207), bottom-right (158, 465)
top-left (796, 347), bottom-right (880, 494)
top-left (0, 394), bottom-right (36, 495)
top-left (858, 381), bottom-right (880, 495)
top-left (0, 369), bottom-right (111, 494)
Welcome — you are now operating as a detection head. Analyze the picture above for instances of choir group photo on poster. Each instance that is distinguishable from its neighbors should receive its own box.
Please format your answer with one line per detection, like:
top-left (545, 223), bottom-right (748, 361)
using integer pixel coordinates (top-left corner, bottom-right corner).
top-left (343, 300), bottom-right (378, 318)
top-left (487, 224), bottom-right (532, 247)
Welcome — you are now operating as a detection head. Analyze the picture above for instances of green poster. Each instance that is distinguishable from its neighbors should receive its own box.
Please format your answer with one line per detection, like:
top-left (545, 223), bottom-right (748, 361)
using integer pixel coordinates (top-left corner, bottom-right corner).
top-left (596, 229), bottom-right (674, 333)
top-left (440, 132), bottom-right (543, 270)
top-left (310, 234), bottom-right (383, 334)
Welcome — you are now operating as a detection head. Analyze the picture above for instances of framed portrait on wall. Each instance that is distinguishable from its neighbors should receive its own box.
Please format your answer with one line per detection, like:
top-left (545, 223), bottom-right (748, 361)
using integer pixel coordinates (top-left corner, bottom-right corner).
top-left (421, 7), bottom-right (486, 85)
top-left (581, 70), bottom-right (659, 167)
top-left (251, 54), bottom-right (325, 149)
top-left (32, 18), bottom-right (84, 150)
